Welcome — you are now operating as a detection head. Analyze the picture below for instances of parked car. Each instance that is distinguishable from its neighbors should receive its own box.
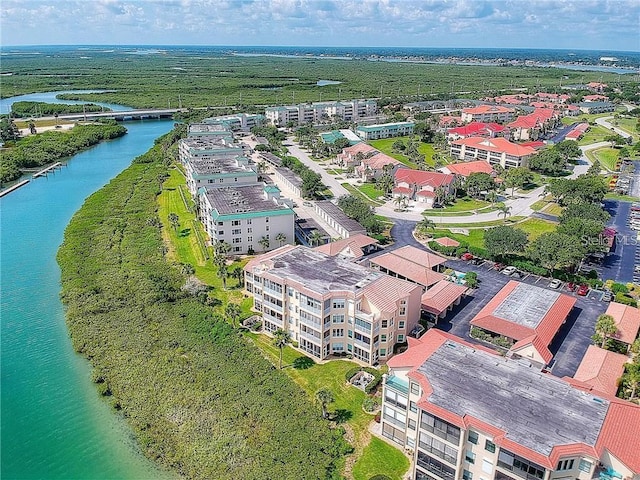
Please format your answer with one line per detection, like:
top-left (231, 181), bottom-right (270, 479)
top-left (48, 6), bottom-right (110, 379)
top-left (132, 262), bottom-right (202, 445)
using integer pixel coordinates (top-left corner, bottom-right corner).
top-left (602, 291), bottom-right (613, 302)
top-left (577, 284), bottom-right (589, 296)
top-left (461, 253), bottom-right (474, 261)
top-left (501, 266), bottom-right (517, 276)
top-left (471, 257), bottom-right (484, 265)
top-left (493, 262), bottom-right (505, 271)
top-left (303, 201), bottom-right (313, 207)
top-left (567, 282), bottom-right (577, 292)
top-left (548, 279), bottom-right (562, 289)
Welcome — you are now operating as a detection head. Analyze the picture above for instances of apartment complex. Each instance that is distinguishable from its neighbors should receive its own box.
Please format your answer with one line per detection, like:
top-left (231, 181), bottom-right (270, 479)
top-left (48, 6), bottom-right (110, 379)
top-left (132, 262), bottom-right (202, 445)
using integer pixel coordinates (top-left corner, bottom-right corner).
top-left (449, 137), bottom-right (537, 169)
top-left (184, 153), bottom-right (257, 196)
top-left (381, 329), bottom-right (640, 480)
top-left (265, 99), bottom-right (378, 126)
top-left (461, 105), bottom-right (515, 123)
top-left (244, 245), bottom-right (423, 364)
top-left (356, 121), bottom-right (415, 140)
top-left (393, 169), bottom-right (455, 207)
top-left (198, 183), bottom-right (294, 254)
top-left (201, 113), bottom-right (265, 132)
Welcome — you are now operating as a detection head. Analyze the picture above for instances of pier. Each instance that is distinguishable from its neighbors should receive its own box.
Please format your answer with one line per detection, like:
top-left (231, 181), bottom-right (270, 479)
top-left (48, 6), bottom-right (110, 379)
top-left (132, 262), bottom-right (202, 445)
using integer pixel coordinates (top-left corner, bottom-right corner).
top-left (0, 179), bottom-right (30, 198)
top-left (33, 162), bottom-right (63, 178)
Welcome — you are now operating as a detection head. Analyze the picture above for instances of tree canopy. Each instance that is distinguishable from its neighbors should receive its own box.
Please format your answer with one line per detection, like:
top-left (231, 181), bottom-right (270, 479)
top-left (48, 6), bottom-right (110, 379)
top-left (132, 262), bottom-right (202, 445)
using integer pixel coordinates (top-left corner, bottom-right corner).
top-left (483, 226), bottom-right (528, 260)
top-left (528, 232), bottom-right (585, 273)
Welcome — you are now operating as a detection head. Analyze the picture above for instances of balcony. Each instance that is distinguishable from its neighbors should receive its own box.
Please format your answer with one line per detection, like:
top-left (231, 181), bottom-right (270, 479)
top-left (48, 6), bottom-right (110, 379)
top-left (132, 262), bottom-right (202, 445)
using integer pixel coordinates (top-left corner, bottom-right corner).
top-left (299, 330), bottom-right (321, 344)
top-left (385, 375), bottom-right (409, 394)
top-left (355, 310), bottom-right (375, 322)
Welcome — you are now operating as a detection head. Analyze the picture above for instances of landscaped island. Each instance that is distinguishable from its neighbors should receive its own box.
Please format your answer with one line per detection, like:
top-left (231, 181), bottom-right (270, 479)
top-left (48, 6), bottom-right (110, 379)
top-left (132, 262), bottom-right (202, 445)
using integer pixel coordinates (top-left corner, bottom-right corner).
top-left (57, 129), bottom-right (350, 479)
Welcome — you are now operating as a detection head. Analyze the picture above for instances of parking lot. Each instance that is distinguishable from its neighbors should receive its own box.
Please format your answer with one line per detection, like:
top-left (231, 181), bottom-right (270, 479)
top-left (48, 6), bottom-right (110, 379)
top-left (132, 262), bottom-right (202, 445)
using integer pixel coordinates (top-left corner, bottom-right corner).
top-left (388, 220), bottom-right (609, 378)
top-left (597, 200), bottom-right (640, 284)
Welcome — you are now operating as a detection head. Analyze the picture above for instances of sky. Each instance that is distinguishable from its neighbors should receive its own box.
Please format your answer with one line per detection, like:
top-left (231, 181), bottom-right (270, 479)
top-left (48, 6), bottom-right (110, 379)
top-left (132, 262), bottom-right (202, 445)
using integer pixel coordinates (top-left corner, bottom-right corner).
top-left (1, 0), bottom-right (639, 51)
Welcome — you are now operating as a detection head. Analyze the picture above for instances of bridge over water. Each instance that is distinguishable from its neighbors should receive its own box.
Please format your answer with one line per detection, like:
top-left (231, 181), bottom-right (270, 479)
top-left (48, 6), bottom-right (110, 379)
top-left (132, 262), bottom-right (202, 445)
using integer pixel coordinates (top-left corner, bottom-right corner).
top-left (58, 108), bottom-right (186, 121)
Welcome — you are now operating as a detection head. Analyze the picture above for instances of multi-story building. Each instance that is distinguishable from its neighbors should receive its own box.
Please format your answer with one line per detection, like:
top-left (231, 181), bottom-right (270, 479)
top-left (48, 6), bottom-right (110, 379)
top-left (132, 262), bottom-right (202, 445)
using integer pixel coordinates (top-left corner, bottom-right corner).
top-left (356, 122), bottom-right (415, 140)
top-left (187, 122), bottom-right (236, 141)
top-left (446, 122), bottom-right (508, 142)
top-left (184, 154), bottom-right (257, 196)
top-left (314, 200), bottom-right (367, 238)
top-left (449, 137), bottom-right (537, 169)
top-left (199, 183), bottom-right (294, 254)
top-left (577, 102), bottom-right (616, 114)
top-left (243, 245), bottom-right (423, 364)
top-left (507, 109), bottom-right (559, 141)
top-left (202, 113), bottom-right (265, 132)
top-left (179, 136), bottom-right (245, 165)
top-left (393, 169), bottom-right (455, 208)
top-left (381, 329), bottom-right (640, 480)
top-left (461, 105), bottom-right (516, 123)
top-left (265, 99), bottom-right (378, 126)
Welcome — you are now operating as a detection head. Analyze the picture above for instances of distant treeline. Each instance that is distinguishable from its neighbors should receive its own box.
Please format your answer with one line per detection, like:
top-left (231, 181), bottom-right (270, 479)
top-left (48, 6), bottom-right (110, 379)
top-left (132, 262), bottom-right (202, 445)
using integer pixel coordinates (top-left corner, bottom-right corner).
top-left (10, 101), bottom-right (109, 118)
top-left (57, 130), bottom-right (349, 479)
top-left (0, 122), bottom-right (126, 184)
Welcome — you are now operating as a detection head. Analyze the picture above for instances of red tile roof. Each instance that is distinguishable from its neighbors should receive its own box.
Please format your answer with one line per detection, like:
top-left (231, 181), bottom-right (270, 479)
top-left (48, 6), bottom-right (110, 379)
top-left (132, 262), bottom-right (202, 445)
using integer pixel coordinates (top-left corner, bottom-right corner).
top-left (370, 251), bottom-right (446, 289)
top-left (470, 280), bottom-right (576, 364)
top-left (392, 186), bottom-right (412, 195)
top-left (314, 234), bottom-right (378, 259)
top-left (451, 136), bottom-right (537, 158)
top-left (421, 280), bottom-right (468, 315)
top-left (507, 108), bottom-right (556, 129)
top-left (394, 168), bottom-right (454, 188)
top-left (438, 115), bottom-right (462, 127)
top-left (573, 345), bottom-right (628, 396)
top-left (360, 152), bottom-right (401, 170)
top-left (363, 275), bottom-right (421, 314)
top-left (339, 142), bottom-right (378, 156)
top-left (389, 245), bottom-right (447, 269)
top-left (443, 160), bottom-right (494, 177)
top-left (596, 401), bottom-right (640, 473)
top-left (519, 140), bottom-right (546, 149)
top-left (463, 105), bottom-right (515, 115)
top-left (432, 237), bottom-right (460, 247)
top-left (447, 122), bottom-right (507, 137)
top-left (605, 302), bottom-right (640, 345)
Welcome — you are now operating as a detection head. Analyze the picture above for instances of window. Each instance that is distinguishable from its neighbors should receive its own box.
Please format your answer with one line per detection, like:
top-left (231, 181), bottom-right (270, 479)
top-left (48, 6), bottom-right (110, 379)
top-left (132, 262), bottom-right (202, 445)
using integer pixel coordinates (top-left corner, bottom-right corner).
top-left (217, 221), bottom-right (224, 226)
top-left (482, 459), bottom-right (493, 474)
top-left (410, 401), bottom-right (417, 413)
top-left (381, 334), bottom-right (387, 342)
top-left (578, 460), bottom-right (592, 473)
top-left (232, 238), bottom-right (242, 244)
top-left (247, 219), bottom-right (251, 224)
top-left (265, 217), bottom-right (269, 223)
top-left (332, 343), bottom-right (344, 351)
top-left (332, 299), bottom-right (345, 309)
top-left (411, 382), bottom-right (420, 395)
top-left (332, 314), bottom-right (345, 323)
top-left (232, 229), bottom-right (241, 235)
top-left (485, 440), bottom-right (495, 453)
top-left (382, 320), bottom-right (388, 328)
top-left (219, 178), bottom-right (224, 183)
top-left (348, 330), bottom-right (353, 338)
top-left (379, 348), bottom-right (386, 356)
top-left (247, 228), bottom-right (252, 233)
top-left (408, 418), bottom-right (416, 430)
top-left (266, 225), bottom-right (270, 231)
top-left (463, 470), bottom-right (473, 480)
top-left (466, 451), bottom-right (476, 464)
top-left (557, 460), bottom-right (574, 471)
top-left (247, 236), bottom-right (253, 242)
top-left (218, 230), bottom-right (225, 235)
top-left (397, 334), bottom-right (405, 342)
top-left (468, 431), bottom-right (479, 445)
top-left (384, 390), bottom-right (408, 409)
top-left (418, 433), bottom-right (458, 466)
top-left (420, 412), bottom-right (460, 445)
top-left (233, 246), bottom-right (241, 252)
top-left (398, 321), bottom-right (405, 329)
top-left (399, 307), bottom-right (406, 316)
top-left (332, 329), bottom-right (344, 337)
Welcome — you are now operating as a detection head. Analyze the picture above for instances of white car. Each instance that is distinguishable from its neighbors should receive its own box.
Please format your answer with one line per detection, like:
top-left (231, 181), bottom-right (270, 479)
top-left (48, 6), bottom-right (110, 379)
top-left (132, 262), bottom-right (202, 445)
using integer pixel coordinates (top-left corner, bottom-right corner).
top-left (501, 266), bottom-right (517, 276)
top-left (548, 279), bottom-right (562, 289)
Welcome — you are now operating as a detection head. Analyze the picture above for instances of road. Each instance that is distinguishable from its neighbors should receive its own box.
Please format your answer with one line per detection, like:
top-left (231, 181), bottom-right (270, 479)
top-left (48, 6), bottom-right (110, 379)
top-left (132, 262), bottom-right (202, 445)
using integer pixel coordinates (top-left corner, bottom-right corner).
top-left (595, 116), bottom-right (634, 141)
top-left (284, 138), bottom-right (350, 198)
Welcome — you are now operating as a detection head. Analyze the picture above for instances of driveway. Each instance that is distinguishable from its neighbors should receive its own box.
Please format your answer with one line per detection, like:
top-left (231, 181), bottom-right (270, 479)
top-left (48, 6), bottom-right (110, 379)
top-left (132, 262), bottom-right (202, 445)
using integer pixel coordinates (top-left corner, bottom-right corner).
top-left (547, 122), bottom-right (578, 144)
top-left (386, 220), bottom-right (607, 377)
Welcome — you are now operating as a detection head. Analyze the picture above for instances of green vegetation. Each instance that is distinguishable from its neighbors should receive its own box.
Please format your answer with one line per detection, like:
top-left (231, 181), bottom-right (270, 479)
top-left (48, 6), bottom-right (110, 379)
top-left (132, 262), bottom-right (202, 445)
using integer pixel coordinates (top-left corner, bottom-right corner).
top-left (424, 197), bottom-right (491, 213)
top-left (338, 194), bottom-right (384, 234)
top-left (592, 147), bottom-right (620, 171)
top-left (369, 136), bottom-right (438, 168)
top-left (341, 182), bottom-right (382, 206)
top-left (0, 122), bottom-right (126, 184)
top-left (352, 437), bottom-right (409, 480)
top-left (10, 101), bottom-right (108, 117)
top-left (357, 183), bottom-right (385, 202)
top-left (516, 218), bottom-right (558, 241)
top-left (57, 130), bottom-right (349, 480)
top-left (578, 125), bottom-right (614, 146)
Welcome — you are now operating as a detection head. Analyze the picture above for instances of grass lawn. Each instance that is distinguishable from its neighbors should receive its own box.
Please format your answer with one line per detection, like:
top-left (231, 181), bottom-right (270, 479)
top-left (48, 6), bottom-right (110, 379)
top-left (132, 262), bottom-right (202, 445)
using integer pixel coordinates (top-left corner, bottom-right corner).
top-left (437, 197), bottom-right (491, 212)
top-left (430, 229), bottom-right (486, 250)
top-left (515, 218), bottom-right (557, 241)
top-left (369, 136), bottom-right (439, 168)
top-left (246, 333), bottom-right (408, 480)
top-left (605, 192), bottom-right (640, 202)
top-left (357, 183), bottom-right (385, 202)
top-left (158, 168), bottom-right (253, 316)
top-left (578, 125), bottom-right (613, 146)
top-left (434, 217), bottom-right (525, 228)
top-left (613, 117), bottom-right (638, 141)
top-left (353, 437), bottom-right (410, 480)
top-left (544, 203), bottom-right (564, 217)
top-left (530, 198), bottom-right (548, 211)
top-left (593, 147), bottom-right (620, 171)
top-left (341, 182), bottom-right (384, 206)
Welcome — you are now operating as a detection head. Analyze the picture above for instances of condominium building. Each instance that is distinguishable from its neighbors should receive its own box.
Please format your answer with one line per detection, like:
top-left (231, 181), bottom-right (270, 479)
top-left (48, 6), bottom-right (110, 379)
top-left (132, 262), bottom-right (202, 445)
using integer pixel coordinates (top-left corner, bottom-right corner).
top-left (380, 329), bottom-right (640, 480)
top-left (461, 105), bottom-right (516, 123)
top-left (199, 183), bottom-right (294, 254)
top-left (179, 135), bottom-right (245, 164)
top-left (356, 121), bottom-right (415, 140)
top-left (202, 113), bottom-right (265, 132)
top-left (314, 200), bottom-right (367, 238)
top-left (265, 99), bottom-right (378, 126)
top-left (243, 245), bottom-right (423, 364)
top-left (507, 109), bottom-right (559, 142)
top-left (184, 154), bottom-right (257, 197)
top-left (449, 137), bottom-right (537, 169)
top-left (393, 169), bottom-right (455, 207)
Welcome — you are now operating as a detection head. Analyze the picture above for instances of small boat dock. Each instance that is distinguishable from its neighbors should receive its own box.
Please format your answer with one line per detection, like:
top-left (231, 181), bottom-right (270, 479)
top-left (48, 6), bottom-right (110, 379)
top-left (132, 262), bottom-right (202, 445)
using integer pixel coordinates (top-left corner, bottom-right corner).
top-left (33, 162), bottom-right (63, 178)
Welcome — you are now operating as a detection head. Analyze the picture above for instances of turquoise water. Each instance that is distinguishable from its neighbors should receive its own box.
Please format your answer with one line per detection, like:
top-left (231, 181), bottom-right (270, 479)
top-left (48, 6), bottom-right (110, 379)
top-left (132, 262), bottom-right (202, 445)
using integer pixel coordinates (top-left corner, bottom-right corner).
top-left (1, 119), bottom-right (175, 479)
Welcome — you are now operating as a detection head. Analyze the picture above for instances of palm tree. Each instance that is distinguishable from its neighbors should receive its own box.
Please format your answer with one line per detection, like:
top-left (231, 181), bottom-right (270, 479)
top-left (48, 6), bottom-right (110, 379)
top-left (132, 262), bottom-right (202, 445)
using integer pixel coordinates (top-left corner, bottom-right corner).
top-left (225, 302), bottom-right (241, 329)
top-left (417, 218), bottom-right (436, 236)
top-left (212, 240), bottom-right (230, 269)
top-left (273, 328), bottom-right (291, 370)
top-left (497, 205), bottom-right (511, 221)
top-left (258, 236), bottom-right (270, 251)
top-left (168, 213), bottom-right (180, 231)
top-left (275, 232), bottom-right (287, 247)
top-left (231, 265), bottom-right (244, 287)
top-left (377, 174), bottom-right (394, 196)
top-left (257, 161), bottom-right (268, 179)
top-left (486, 190), bottom-right (499, 206)
top-left (623, 368), bottom-right (640, 401)
top-left (434, 186), bottom-right (447, 206)
top-left (309, 230), bottom-right (323, 247)
top-left (315, 388), bottom-right (335, 419)
top-left (217, 263), bottom-right (229, 290)
top-left (394, 195), bottom-right (408, 211)
top-left (593, 314), bottom-right (617, 349)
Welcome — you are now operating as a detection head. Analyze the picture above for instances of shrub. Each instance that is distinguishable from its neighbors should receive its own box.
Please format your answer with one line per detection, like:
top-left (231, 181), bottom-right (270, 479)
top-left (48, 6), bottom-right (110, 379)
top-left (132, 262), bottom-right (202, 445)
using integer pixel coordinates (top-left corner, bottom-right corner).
top-left (511, 260), bottom-right (548, 276)
top-left (363, 367), bottom-right (382, 394)
top-left (615, 293), bottom-right (637, 307)
top-left (612, 283), bottom-right (630, 294)
top-left (374, 412), bottom-right (381, 423)
top-left (345, 367), bottom-right (361, 382)
top-left (468, 246), bottom-right (489, 258)
top-left (362, 397), bottom-right (379, 413)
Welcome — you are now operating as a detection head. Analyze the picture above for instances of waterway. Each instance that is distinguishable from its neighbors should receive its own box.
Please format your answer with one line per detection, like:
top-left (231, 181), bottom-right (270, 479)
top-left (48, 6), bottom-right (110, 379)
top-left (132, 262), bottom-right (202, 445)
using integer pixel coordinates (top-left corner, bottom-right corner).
top-left (0, 90), bottom-right (130, 115)
top-left (1, 116), bottom-right (175, 479)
